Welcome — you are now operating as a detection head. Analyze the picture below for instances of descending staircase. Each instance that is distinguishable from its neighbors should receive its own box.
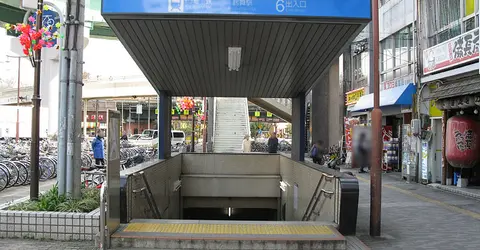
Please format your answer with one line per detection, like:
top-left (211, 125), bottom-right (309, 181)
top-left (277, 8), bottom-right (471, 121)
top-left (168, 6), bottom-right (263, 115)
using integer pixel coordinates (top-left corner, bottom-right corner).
top-left (213, 97), bottom-right (250, 153)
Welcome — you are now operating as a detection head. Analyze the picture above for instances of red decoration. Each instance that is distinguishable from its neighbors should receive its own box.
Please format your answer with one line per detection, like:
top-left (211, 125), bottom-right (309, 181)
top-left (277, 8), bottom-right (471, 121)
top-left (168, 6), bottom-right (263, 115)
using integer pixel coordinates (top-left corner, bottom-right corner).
top-left (4, 13), bottom-right (61, 67)
top-left (446, 115), bottom-right (480, 168)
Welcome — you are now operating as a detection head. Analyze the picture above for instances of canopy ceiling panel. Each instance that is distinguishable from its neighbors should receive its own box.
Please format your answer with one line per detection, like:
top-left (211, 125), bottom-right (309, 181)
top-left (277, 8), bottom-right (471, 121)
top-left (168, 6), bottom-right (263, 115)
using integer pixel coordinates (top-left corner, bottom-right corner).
top-left (102, 0), bottom-right (371, 98)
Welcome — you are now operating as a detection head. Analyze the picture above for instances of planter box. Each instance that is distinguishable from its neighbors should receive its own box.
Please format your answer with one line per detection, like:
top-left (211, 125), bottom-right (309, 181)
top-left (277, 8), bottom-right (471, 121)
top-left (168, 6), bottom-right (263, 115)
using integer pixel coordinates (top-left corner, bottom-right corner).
top-left (0, 197), bottom-right (100, 241)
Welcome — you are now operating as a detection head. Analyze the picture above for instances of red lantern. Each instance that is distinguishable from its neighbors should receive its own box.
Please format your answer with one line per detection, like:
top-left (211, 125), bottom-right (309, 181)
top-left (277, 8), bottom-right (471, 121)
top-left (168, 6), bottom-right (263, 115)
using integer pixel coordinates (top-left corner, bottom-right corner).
top-left (445, 115), bottom-right (480, 168)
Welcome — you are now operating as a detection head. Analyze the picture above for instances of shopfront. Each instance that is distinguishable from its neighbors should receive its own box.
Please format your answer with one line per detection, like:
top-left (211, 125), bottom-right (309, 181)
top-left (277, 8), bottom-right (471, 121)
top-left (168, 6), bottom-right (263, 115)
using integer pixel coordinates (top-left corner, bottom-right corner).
top-left (349, 83), bottom-right (416, 172)
top-left (422, 27), bottom-right (480, 188)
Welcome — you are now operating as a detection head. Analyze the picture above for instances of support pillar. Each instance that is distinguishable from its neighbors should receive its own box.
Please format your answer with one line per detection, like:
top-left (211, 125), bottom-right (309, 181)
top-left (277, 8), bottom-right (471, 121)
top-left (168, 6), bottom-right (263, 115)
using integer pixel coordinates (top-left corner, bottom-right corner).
top-left (157, 92), bottom-right (172, 159)
top-left (291, 93), bottom-right (306, 162)
top-left (207, 97), bottom-right (215, 152)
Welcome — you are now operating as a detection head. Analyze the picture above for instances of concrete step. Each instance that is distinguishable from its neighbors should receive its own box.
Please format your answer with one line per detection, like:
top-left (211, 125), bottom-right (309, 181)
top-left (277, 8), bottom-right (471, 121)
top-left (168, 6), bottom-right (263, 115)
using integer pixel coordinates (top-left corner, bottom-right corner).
top-left (110, 220), bottom-right (346, 250)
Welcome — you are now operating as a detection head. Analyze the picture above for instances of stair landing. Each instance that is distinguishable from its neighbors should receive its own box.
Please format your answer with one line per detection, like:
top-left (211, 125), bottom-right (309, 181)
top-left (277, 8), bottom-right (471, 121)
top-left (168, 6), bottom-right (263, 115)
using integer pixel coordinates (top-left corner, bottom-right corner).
top-left (110, 219), bottom-right (345, 249)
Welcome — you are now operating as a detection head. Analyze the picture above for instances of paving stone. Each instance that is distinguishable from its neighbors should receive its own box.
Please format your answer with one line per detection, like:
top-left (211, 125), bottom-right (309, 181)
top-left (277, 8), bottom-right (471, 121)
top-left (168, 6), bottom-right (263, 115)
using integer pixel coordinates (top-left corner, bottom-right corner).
top-left (354, 171), bottom-right (480, 250)
top-left (0, 239), bottom-right (97, 249)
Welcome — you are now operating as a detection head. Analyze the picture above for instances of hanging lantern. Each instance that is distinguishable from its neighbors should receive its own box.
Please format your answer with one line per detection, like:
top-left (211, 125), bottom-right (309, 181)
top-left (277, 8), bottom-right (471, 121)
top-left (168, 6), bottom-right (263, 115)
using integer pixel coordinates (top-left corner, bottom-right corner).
top-left (445, 115), bottom-right (480, 168)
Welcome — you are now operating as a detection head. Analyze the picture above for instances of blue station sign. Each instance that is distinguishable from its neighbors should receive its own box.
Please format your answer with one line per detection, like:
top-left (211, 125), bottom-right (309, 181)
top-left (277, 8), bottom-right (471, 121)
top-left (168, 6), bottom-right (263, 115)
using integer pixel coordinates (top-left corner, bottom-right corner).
top-left (102, 0), bottom-right (371, 19)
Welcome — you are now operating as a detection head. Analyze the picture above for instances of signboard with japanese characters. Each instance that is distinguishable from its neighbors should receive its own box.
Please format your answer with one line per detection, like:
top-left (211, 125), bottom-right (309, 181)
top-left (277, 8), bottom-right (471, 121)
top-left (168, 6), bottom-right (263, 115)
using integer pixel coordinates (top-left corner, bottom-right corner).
top-left (381, 74), bottom-right (413, 91)
top-left (345, 87), bottom-right (365, 106)
top-left (423, 28), bottom-right (479, 75)
top-left (103, 0), bottom-right (371, 19)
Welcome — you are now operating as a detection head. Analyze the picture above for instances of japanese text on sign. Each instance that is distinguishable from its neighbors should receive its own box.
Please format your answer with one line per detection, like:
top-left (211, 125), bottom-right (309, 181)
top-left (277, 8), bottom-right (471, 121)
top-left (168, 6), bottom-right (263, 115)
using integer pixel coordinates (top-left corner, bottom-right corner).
top-left (452, 29), bottom-right (479, 59)
top-left (276, 0), bottom-right (307, 13)
top-left (454, 129), bottom-right (476, 152)
top-left (233, 0), bottom-right (253, 7)
top-left (345, 87), bottom-right (365, 106)
top-left (423, 28), bottom-right (479, 74)
top-left (183, 0), bottom-right (213, 11)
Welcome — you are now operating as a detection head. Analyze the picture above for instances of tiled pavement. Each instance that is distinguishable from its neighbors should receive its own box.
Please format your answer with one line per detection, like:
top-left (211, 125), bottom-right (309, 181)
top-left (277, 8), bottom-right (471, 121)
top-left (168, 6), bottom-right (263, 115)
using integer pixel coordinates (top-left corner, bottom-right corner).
top-left (0, 179), bottom-right (56, 204)
top-left (3, 164), bottom-right (480, 249)
top-left (0, 239), bottom-right (97, 249)
top-left (354, 171), bottom-right (480, 250)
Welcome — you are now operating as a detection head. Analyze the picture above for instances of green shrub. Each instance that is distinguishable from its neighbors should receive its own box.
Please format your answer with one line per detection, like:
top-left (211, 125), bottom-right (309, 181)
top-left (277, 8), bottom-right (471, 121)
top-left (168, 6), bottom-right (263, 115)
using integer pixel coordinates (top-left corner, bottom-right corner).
top-left (8, 184), bottom-right (100, 213)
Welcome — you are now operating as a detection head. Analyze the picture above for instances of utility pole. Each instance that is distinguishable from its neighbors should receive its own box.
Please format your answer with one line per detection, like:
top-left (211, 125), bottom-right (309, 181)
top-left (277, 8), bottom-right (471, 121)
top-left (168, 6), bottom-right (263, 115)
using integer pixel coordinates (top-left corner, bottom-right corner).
top-left (66, 0), bottom-right (85, 199)
top-left (370, 0), bottom-right (383, 237)
top-left (30, 0), bottom-right (44, 201)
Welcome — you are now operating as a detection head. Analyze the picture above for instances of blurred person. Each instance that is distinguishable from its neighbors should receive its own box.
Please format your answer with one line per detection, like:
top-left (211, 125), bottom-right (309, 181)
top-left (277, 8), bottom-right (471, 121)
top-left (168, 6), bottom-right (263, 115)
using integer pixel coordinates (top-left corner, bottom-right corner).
top-left (92, 129), bottom-right (105, 166)
top-left (242, 134), bottom-right (252, 153)
top-left (121, 132), bottom-right (128, 141)
top-left (357, 131), bottom-right (369, 173)
top-left (267, 132), bottom-right (279, 153)
top-left (310, 140), bottom-right (326, 164)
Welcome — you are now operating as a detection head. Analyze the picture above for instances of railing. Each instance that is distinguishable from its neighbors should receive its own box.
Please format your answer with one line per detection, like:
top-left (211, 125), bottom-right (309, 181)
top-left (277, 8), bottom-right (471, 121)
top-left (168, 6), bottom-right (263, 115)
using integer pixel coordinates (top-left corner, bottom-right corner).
top-left (212, 97), bottom-right (217, 144)
top-left (273, 98), bottom-right (292, 110)
top-left (302, 173), bottom-right (335, 221)
top-left (244, 98), bottom-right (251, 137)
top-left (99, 180), bottom-right (108, 250)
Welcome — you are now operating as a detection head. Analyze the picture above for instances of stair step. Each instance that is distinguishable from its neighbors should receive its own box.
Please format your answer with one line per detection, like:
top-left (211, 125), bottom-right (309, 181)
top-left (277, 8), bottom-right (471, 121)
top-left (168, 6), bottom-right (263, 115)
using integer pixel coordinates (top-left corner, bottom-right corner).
top-left (110, 220), bottom-right (346, 250)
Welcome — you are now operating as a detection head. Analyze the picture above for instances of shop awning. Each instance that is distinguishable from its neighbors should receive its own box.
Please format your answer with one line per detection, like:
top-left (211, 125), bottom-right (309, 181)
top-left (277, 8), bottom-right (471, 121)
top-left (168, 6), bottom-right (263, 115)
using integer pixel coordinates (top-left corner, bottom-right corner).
top-left (429, 77), bottom-right (480, 100)
top-left (351, 83), bottom-right (416, 112)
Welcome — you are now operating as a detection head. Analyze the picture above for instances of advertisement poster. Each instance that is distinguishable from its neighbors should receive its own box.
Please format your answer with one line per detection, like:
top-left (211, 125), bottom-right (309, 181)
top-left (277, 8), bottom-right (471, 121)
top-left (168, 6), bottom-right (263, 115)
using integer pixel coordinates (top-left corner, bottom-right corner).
top-left (421, 141), bottom-right (429, 181)
top-left (383, 126), bottom-right (393, 143)
top-left (402, 124), bottom-right (411, 177)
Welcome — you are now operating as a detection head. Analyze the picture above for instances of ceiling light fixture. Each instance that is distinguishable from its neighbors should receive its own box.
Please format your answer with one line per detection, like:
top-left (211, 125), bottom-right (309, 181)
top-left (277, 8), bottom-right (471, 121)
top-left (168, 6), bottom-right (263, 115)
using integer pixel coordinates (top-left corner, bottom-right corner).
top-left (228, 47), bottom-right (242, 71)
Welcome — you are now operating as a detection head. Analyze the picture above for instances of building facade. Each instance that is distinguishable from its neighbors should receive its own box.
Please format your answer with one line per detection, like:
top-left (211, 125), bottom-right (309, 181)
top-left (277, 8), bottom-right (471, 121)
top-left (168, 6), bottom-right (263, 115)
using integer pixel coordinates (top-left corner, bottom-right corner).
top-left (343, 0), bottom-right (419, 173)
top-left (419, 0), bottom-right (480, 187)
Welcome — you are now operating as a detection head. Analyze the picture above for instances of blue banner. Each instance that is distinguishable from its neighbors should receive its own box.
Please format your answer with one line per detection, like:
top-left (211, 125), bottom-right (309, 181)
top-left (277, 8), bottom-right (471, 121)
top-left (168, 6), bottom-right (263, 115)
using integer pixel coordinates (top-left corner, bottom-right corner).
top-left (102, 0), bottom-right (371, 19)
top-left (29, 9), bottom-right (61, 47)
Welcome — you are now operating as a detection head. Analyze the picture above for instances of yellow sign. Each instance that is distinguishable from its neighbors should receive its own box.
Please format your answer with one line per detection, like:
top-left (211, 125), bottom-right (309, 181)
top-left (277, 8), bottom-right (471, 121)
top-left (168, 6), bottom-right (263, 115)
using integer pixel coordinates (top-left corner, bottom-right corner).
top-left (346, 88), bottom-right (365, 105)
top-left (254, 111), bottom-right (260, 117)
top-left (429, 84), bottom-right (442, 117)
top-left (184, 110), bottom-right (189, 115)
top-left (429, 100), bottom-right (442, 117)
top-left (266, 112), bottom-right (273, 117)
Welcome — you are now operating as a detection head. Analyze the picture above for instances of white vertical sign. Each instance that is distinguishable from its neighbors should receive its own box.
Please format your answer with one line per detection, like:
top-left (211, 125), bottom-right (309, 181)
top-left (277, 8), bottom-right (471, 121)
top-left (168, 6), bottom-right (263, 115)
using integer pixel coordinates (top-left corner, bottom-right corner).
top-left (136, 104), bottom-right (143, 114)
top-left (21, 0), bottom-right (37, 9)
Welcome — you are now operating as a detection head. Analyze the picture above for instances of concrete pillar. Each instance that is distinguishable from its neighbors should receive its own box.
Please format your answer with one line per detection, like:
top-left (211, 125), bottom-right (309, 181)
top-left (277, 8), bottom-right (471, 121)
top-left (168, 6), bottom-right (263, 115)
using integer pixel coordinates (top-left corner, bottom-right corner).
top-left (291, 93), bottom-right (306, 162)
top-left (207, 97), bottom-right (215, 152)
top-left (311, 73), bottom-right (330, 147)
top-left (311, 59), bottom-right (342, 147)
top-left (157, 91), bottom-right (172, 159)
top-left (40, 48), bottom-right (60, 136)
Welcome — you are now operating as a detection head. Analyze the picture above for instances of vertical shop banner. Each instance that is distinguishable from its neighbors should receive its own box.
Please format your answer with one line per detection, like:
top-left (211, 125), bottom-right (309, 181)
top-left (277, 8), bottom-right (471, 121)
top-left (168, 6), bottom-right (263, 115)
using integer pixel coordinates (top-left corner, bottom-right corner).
top-left (401, 124), bottom-right (411, 177)
top-left (421, 141), bottom-right (429, 181)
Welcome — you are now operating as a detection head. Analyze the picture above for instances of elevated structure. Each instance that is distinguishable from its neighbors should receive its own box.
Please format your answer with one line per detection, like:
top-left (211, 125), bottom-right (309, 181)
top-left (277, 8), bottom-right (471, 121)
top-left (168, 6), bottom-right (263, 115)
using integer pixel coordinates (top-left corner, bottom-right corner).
top-left (98, 0), bottom-right (371, 248)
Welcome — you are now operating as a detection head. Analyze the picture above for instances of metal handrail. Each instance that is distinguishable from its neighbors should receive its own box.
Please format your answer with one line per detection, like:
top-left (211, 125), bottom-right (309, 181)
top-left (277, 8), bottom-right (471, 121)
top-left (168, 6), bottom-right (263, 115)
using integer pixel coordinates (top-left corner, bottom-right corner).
top-left (302, 173), bottom-right (335, 221)
top-left (244, 98), bottom-right (251, 138)
top-left (99, 180), bottom-right (108, 250)
top-left (212, 97), bottom-right (217, 144)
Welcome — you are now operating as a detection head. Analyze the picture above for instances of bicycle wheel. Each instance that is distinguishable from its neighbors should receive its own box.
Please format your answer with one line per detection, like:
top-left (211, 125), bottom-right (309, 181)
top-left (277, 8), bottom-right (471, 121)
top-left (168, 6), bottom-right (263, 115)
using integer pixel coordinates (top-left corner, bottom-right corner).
top-left (14, 161), bottom-right (28, 186)
top-left (0, 166), bottom-right (9, 191)
top-left (2, 161), bottom-right (19, 187)
top-left (39, 157), bottom-right (56, 180)
top-left (20, 160), bottom-right (31, 185)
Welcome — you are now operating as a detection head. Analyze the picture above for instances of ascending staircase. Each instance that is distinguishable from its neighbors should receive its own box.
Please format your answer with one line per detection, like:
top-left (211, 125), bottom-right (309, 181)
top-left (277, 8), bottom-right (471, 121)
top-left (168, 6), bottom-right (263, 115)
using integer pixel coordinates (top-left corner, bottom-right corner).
top-left (213, 97), bottom-right (250, 153)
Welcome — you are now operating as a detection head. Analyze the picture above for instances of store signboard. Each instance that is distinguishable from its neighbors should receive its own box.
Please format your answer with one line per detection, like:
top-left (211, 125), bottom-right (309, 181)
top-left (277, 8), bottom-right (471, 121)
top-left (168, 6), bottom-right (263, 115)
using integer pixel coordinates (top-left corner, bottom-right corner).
top-left (421, 141), bottom-right (429, 181)
top-left (345, 87), bottom-right (365, 106)
top-left (381, 74), bottom-right (413, 91)
top-left (423, 28), bottom-right (479, 75)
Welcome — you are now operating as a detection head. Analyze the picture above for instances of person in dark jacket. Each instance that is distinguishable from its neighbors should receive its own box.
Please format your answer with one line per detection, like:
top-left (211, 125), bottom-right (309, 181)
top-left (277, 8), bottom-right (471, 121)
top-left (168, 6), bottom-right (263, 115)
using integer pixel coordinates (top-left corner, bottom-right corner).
top-left (310, 140), bottom-right (326, 164)
top-left (92, 130), bottom-right (105, 166)
top-left (267, 132), bottom-right (279, 153)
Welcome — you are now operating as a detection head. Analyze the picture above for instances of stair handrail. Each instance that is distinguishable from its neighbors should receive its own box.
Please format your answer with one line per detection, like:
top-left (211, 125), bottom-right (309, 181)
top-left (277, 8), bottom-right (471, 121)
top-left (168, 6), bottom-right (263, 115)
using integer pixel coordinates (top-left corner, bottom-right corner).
top-left (244, 98), bottom-right (251, 138)
top-left (212, 97), bottom-right (217, 144)
top-left (302, 173), bottom-right (335, 221)
top-left (99, 180), bottom-right (108, 250)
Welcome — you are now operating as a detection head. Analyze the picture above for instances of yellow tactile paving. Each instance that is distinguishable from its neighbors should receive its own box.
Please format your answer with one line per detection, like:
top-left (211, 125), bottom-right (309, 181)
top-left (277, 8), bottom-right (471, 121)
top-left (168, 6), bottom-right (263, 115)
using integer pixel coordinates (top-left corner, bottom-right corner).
top-left (123, 223), bottom-right (333, 235)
